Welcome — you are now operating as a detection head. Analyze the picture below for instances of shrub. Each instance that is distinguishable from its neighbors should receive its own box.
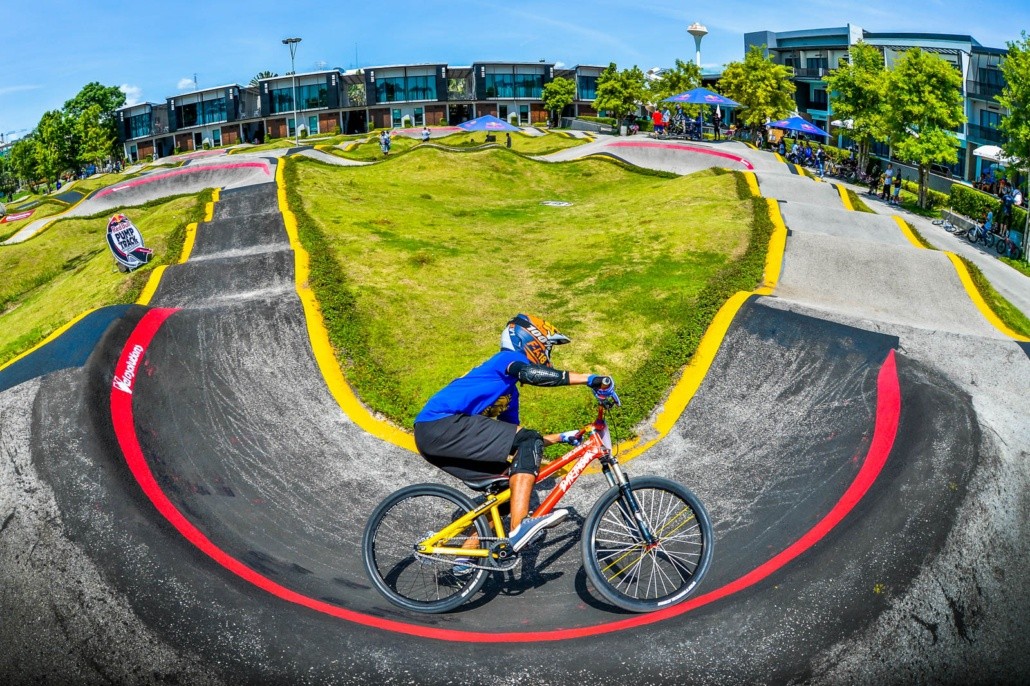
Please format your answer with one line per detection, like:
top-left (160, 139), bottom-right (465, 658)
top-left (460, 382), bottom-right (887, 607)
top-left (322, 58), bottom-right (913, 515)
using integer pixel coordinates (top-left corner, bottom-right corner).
top-left (951, 184), bottom-right (1000, 220)
top-left (402, 115), bottom-right (412, 128)
top-left (439, 117), bottom-right (447, 125)
top-left (333, 125), bottom-right (342, 135)
top-left (901, 180), bottom-right (948, 209)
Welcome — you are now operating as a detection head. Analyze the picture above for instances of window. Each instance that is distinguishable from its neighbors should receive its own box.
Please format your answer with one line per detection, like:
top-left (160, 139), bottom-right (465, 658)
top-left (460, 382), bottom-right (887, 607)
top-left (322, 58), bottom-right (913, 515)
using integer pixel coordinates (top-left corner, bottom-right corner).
top-left (270, 81), bottom-right (329, 113)
top-left (414, 107), bottom-right (424, 126)
top-left (805, 57), bottom-right (828, 72)
top-left (577, 75), bottom-right (598, 100)
top-left (812, 89), bottom-right (828, 106)
top-left (128, 112), bottom-right (151, 139)
top-left (392, 109), bottom-right (402, 127)
top-left (980, 110), bottom-right (1001, 129)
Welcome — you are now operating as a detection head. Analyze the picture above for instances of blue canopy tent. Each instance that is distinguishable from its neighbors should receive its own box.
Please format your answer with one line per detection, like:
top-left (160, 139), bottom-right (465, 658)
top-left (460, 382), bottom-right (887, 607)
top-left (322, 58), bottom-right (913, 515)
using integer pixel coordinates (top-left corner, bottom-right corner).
top-left (662, 87), bottom-right (740, 107)
top-left (768, 115), bottom-right (830, 139)
top-left (457, 114), bottom-right (521, 132)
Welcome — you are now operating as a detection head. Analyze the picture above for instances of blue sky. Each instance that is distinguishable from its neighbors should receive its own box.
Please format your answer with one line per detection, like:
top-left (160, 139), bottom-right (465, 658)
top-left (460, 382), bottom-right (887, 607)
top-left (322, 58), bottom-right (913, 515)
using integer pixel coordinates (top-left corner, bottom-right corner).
top-left (2, 0), bottom-right (1027, 138)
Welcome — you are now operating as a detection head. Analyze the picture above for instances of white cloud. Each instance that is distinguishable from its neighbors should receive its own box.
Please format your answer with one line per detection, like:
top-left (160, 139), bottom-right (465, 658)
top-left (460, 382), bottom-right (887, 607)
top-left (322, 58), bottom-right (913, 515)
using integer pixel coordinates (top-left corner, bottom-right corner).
top-left (177, 77), bottom-right (197, 90)
top-left (120, 84), bottom-right (143, 106)
top-left (554, 61), bottom-right (566, 68)
top-left (0, 84), bottom-right (42, 97)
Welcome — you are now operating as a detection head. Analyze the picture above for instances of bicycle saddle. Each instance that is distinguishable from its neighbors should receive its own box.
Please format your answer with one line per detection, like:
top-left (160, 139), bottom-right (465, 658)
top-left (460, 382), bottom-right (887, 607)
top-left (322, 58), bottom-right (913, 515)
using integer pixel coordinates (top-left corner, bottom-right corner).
top-left (462, 476), bottom-right (510, 493)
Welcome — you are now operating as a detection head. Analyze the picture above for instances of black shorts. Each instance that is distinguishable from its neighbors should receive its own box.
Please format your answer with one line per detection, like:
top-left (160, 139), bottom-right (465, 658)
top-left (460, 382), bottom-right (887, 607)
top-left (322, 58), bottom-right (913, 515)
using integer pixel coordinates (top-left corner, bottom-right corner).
top-left (414, 415), bottom-right (517, 482)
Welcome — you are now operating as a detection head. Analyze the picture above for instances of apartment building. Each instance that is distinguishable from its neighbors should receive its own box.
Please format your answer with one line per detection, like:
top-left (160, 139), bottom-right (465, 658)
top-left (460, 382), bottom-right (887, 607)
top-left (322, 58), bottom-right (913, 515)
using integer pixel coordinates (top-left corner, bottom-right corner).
top-left (115, 62), bottom-right (605, 161)
top-left (744, 25), bottom-right (1012, 182)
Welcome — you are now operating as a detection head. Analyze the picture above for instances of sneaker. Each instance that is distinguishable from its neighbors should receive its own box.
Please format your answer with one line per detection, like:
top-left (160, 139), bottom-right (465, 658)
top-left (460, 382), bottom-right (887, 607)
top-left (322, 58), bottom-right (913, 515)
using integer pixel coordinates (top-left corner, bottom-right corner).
top-left (508, 509), bottom-right (570, 553)
top-left (451, 558), bottom-right (474, 576)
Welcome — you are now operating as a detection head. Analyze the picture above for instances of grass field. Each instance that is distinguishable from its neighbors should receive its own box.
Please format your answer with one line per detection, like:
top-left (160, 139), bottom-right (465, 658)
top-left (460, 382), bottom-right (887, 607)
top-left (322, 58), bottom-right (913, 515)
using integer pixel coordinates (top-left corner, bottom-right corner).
top-left (325, 131), bottom-right (587, 162)
top-left (0, 192), bottom-right (211, 365)
top-left (0, 200), bottom-right (66, 242)
top-left (286, 148), bottom-right (764, 435)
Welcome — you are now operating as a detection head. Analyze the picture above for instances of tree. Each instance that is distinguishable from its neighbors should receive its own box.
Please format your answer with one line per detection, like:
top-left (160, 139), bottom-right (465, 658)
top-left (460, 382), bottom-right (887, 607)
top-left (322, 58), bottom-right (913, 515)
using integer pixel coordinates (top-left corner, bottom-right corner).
top-left (541, 76), bottom-right (576, 126)
top-left (62, 82), bottom-right (125, 173)
top-left (883, 48), bottom-right (965, 208)
top-left (593, 63), bottom-right (646, 133)
top-left (825, 42), bottom-right (889, 173)
top-left (250, 71), bottom-right (278, 87)
top-left (0, 156), bottom-right (17, 200)
top-left (35, 110), bottom-right (72, 189)
top-left (997, 31), bottom-right (1030, 246)
top-left (718, 45), bottom-right (796, 134)
top-left (77, 103), bottom-right (116, 169)
top-left (9, 136), bottom-right (39, 190)
top-left (647, 58), bottom-right (701, 104)
top-left (63, 82), bottom-right (126, 121)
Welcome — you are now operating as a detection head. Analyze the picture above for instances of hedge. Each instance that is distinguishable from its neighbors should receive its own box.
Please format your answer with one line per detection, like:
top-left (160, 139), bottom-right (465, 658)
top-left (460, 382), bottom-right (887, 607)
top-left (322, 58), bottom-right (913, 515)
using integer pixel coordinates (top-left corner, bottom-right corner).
top-left (950, 183), bottom-right (1027, 228)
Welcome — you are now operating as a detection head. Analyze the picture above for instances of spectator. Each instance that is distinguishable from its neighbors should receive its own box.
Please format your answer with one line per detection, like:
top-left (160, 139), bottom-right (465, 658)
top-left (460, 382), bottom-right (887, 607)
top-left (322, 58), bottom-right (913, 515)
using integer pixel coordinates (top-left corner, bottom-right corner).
top-left (778, 139), bottom-right (786, 157)
top-left (506, 132), bottom-right (512, 148)
top-left (892, 173), bottom-right (902, 205)
top-left (881, 164), bottom-right (894, 200)
top-left (651, 109), bottom-right (664, 137)
top-left (816, 147), bottom-right (826, 178)
top-left (713, 108), bottom-right (722, 141)
top-left (421, 126), bottom-right (431, 143)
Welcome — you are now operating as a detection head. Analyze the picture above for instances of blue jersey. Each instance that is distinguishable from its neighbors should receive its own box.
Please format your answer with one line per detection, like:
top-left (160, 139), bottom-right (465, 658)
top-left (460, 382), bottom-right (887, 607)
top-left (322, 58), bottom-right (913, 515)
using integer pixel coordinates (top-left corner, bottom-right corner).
top-left (415, 350), bottom-right (525, 424)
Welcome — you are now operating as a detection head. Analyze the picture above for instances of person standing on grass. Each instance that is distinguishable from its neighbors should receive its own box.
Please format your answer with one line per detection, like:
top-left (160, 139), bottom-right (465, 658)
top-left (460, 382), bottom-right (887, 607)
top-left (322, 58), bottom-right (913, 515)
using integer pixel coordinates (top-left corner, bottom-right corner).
top-left (892, 173), bottom-right (902, 205)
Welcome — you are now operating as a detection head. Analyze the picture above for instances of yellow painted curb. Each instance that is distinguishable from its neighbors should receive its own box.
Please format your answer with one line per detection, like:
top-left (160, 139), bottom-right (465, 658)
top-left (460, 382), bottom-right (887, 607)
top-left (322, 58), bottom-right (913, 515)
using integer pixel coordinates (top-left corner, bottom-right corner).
top-left (180, 222), bottom-right (199, 263)
top-left (136, 266), bottom-right (167, 305)
top-left (835, 183), bottom-right (854, 211)
top-left (755, 198), bottom-right (787, 296)
top-left (275, 158), bottom-right (418, 452)
top-left (944, 252), bottom-right (1030, 342)
top-left (744, 172), bottom-right (761, 198)
top-left (893, 216), bottom-right (924, 249)
top-left (0, 307), bottom-right (99, 373)
top-left (775, 153), bottom-right (785, 164)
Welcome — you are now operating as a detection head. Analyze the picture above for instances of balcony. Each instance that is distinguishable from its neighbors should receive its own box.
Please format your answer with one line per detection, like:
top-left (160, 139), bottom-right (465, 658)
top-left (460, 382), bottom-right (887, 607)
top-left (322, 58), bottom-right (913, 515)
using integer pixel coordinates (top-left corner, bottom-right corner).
top-left (966, 80), bottom-right (1004, 101)
top-left (967, 123), bottom-right (1004, 144)
top-left (792, 67), bottom-right (827, 79)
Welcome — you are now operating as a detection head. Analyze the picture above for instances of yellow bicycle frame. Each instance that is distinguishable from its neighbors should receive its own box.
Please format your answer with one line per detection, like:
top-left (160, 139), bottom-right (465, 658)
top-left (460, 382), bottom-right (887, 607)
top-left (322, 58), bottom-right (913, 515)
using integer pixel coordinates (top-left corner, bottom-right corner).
top-left (415, 428), bottom-right (606, 560)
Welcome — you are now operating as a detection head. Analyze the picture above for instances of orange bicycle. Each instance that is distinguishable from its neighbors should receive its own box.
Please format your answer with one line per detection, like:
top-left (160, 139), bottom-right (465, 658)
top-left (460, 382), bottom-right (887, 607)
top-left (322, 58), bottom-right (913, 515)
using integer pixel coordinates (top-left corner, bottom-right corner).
top-left (361, 399), bottom-right (714, 613)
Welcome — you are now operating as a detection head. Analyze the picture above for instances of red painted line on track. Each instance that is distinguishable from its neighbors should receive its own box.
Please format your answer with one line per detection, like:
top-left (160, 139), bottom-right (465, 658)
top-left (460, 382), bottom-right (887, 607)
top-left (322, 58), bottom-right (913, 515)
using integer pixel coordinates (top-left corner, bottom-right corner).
top-left (111, 311), bottom-right (899, 642)
top-left (607, 140), bottom-right (755, 170)
top-left (95, 162), bottom-right (271, 199)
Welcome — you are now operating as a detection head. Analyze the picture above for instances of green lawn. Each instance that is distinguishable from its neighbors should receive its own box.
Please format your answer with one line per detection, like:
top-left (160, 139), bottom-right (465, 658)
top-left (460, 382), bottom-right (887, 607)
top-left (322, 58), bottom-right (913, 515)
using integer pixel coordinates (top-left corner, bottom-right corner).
top-left (0, 193), bottom-right (211, 365)
top-left (287, 148), bottom-right (764, 435)
top-left (0, 200), bottom-right (66, 242)
top-left (325, 131), bottom-right (587, 162)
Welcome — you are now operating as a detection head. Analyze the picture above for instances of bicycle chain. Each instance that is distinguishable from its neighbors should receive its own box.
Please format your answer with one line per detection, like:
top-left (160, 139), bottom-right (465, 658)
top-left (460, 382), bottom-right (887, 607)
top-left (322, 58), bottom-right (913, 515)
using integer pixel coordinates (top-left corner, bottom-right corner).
top-left (415, 537), bottom-right (521, 573)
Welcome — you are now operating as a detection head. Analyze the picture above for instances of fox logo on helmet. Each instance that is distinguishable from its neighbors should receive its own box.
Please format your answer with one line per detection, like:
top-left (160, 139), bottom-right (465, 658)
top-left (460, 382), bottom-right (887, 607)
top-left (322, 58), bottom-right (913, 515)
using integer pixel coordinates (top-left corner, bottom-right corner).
top-left (500, 314), bottom-right (570, 367)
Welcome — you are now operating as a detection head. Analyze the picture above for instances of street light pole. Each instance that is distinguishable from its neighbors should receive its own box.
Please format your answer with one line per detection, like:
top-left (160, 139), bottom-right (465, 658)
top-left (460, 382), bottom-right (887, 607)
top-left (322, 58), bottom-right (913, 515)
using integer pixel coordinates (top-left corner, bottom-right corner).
top-left (282, 37), bottom-right (302, 145)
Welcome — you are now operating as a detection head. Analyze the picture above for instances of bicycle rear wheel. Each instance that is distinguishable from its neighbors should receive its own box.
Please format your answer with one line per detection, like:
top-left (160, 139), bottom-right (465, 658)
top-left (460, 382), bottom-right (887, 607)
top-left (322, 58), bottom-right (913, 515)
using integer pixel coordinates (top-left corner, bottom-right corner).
top-left (362, 483), bottom-right (491, 614)
top-left (582, 476), bottom-right (713, 613)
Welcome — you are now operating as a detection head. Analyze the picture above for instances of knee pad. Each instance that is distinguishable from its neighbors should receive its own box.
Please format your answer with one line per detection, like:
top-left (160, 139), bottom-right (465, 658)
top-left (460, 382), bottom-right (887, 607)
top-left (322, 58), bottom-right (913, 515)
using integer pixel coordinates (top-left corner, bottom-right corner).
top-left (510, 429), bottom-right (543, 476)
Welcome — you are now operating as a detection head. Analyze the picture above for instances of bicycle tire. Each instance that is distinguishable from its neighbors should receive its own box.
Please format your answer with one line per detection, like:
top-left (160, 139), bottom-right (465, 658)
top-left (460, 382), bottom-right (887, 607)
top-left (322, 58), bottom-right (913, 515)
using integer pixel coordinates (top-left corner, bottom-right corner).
top-left (362, 483), bottom-right (491, 614)
top-left (581, 476), bottom-right (713, 613)
top-left (967, 227), bottom-right (980, 243)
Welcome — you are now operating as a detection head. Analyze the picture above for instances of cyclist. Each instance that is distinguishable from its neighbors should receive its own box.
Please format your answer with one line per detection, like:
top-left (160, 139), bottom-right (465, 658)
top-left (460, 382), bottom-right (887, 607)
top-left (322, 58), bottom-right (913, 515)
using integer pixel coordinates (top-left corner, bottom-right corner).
top-left (413, 313), bottom-right (618, 555)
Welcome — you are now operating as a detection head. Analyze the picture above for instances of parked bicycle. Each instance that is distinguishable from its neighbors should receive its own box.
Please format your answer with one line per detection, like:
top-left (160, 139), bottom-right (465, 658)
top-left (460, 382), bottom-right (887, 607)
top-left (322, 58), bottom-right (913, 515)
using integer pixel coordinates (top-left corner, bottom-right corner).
top-left (362, 399), bottom-right (714, 614)
top-left (966, 219), bottom-right (999, 249)
top-left (995, 230), bottom-right (1023, 259)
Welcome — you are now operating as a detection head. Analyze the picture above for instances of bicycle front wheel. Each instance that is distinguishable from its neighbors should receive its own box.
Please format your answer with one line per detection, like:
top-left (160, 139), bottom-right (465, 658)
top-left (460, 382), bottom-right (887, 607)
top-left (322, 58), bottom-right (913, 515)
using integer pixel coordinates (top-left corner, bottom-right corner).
top-left (362, 483), bottom-right (491, 614)
top-left (582, 476), bottom-right (713, 613)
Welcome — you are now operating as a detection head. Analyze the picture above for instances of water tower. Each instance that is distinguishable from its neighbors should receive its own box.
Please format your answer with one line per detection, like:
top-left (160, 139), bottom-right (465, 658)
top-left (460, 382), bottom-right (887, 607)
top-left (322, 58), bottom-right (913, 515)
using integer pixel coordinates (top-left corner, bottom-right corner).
top-left (688, 22), bottom-right (708, 69)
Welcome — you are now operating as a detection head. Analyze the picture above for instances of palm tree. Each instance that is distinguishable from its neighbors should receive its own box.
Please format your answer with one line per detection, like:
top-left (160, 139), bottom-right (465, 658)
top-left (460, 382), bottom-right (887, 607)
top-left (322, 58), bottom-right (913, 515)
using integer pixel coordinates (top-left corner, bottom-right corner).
top-left (250, 71), bottom-right (278, 87)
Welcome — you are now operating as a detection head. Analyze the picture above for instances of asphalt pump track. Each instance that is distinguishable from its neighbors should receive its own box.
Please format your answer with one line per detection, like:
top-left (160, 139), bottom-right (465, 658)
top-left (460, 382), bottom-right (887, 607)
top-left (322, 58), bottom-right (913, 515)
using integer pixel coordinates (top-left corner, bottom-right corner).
top-left (0, 144), bottom-right (1027, 684)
